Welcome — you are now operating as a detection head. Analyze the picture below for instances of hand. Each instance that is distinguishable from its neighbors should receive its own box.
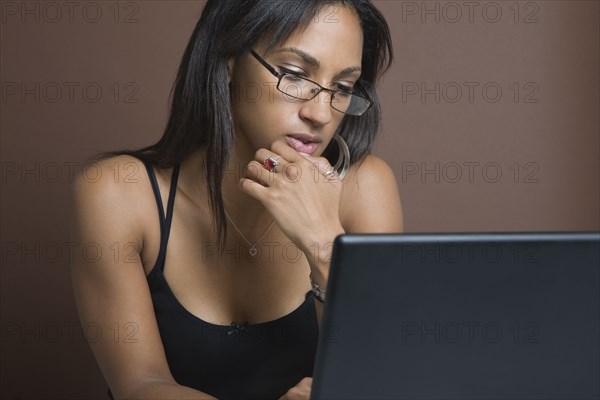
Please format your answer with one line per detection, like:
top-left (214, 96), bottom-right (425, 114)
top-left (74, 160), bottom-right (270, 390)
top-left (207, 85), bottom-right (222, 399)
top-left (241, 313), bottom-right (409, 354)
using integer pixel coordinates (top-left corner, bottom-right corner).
top-left (278, 377), bottom-right (312, 400)
top-left (239, 139), bottom-right (344, 256)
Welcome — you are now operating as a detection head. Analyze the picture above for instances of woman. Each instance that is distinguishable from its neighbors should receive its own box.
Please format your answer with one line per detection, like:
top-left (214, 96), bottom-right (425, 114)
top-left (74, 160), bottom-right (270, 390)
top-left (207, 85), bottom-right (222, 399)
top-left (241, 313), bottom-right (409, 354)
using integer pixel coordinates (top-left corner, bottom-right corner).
top-left (71, 1), bottom-right (403, 399)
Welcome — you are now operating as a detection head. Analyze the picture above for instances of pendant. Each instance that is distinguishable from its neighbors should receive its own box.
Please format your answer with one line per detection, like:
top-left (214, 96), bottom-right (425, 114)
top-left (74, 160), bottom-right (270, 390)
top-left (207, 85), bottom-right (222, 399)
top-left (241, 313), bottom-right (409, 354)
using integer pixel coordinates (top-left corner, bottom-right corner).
top-left (249, 244), bottom-right (258, 257)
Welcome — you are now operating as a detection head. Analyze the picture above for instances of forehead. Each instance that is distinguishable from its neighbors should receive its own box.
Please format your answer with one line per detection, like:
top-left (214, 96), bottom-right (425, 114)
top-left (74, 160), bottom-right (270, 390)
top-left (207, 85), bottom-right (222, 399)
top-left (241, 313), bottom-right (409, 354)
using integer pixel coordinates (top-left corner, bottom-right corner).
top-left (270, 6), bottom-right (363, 69)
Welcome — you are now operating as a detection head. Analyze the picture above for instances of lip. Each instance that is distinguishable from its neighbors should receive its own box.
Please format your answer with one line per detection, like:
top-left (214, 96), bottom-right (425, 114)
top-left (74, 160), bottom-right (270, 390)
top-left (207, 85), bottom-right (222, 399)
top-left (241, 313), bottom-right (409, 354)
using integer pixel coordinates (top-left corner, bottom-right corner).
top-left (285, 134), bottom-right (322, 155)
top-left (286, 133), bottom-right (322, 144)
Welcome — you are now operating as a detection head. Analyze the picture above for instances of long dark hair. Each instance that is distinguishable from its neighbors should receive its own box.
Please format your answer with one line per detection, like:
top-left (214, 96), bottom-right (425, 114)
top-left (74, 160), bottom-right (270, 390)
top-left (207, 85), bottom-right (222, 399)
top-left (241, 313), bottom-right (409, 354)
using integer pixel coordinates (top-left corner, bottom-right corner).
top-left (91, 0), bottom-right (393, 248)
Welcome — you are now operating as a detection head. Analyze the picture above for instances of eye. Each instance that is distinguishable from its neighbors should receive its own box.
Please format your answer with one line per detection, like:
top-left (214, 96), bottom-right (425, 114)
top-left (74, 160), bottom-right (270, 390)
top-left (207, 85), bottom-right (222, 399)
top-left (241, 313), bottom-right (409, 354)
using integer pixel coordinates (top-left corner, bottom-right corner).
top-left (284, 74), bottom-right (304, 83)
top-left (334, 83), bottom-right (354, 94)
top-left (279, 66), bottom-right (305, 78)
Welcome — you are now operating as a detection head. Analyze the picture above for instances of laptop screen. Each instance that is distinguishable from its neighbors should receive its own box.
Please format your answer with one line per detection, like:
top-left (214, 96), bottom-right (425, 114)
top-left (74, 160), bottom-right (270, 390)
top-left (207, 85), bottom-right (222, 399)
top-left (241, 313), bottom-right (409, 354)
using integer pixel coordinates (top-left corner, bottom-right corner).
top-left (311, 232), bottom-right (600, 399)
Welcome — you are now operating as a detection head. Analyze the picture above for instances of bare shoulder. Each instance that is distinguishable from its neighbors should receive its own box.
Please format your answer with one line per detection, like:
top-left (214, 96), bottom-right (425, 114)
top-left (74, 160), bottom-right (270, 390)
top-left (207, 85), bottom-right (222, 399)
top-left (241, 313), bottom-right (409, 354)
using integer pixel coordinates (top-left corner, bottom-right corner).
top-left (340, 154), bottom-right (404, 233)
top-left (72, 154), bottom-right (150, 245)
top-left (71, 154), bottom-right (177, 396)
top-left (73, 154), bottom-right (149, 201)
top-left (344, 154), bottom-right (397, 188)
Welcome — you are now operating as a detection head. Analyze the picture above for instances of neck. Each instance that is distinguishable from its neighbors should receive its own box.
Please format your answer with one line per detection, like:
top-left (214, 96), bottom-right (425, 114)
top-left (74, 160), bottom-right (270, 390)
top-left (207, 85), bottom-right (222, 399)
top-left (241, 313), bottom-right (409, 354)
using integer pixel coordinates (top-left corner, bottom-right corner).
top-left (178, 142), bottom-right (274, 236)
top-left (221, 139), bottom-right (273, 234)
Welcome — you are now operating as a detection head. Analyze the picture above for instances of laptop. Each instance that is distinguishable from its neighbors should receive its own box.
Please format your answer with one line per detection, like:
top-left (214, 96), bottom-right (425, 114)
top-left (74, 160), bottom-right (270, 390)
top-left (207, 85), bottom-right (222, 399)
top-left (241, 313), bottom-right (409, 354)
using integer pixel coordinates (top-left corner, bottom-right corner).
top-left (311, 232), bottom-right (600, 400)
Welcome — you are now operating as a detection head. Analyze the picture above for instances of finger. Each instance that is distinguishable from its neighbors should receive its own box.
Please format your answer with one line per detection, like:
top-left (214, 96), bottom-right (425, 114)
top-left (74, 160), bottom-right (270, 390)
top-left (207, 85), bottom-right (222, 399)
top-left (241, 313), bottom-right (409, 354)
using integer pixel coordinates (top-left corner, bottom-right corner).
top-left (272, 140), bottom-right (334, 181)
top-left (299, 377), bottom-right (313, 386)
top-left (299, 155), bottom-right (338, 181)
top-left (271, 139), bottom-right (312, 163)
top-left (273, 141), bottom-right (335, 179)
top-left (306, 156), bottom-right (334, 176)
top-left (238, 177), bottom-right (269, 201)
top-left (245, 160), bottom-right (278, 186)
top-left (296, 376), bottom-right (312, 397)
top-left (255, 149), bottom-right (289, 174)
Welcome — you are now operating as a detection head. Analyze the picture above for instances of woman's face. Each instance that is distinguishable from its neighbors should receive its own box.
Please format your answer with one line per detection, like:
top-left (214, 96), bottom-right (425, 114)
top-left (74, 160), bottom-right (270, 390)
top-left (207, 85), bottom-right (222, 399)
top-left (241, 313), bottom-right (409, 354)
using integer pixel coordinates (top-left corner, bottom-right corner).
top-left (228, 5), bottom-right (364, 159)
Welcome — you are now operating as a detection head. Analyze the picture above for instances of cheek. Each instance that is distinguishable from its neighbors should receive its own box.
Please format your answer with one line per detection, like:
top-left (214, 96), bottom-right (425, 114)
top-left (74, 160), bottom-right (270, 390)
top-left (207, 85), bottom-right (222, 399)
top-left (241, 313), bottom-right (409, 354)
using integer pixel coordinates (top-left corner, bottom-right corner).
top-left (232, 81), bottom-right (272, 105)
top-left (230, 88), bottom-right (288, 144)
top-left (230, 83), bottom-right (346, 148)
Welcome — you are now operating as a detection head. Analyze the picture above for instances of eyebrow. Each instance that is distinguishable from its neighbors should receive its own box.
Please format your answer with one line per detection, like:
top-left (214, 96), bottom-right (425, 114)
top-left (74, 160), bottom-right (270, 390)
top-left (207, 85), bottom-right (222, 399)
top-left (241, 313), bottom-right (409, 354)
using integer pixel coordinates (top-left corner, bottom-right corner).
top-left (274, 47), bottom-right (362, 77)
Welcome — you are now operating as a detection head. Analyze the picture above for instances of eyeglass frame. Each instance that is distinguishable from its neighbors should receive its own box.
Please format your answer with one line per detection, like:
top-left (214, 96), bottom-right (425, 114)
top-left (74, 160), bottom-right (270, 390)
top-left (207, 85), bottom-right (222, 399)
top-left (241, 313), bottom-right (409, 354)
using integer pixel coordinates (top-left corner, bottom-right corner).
top-left (248, 48), bottom-right (372, 116)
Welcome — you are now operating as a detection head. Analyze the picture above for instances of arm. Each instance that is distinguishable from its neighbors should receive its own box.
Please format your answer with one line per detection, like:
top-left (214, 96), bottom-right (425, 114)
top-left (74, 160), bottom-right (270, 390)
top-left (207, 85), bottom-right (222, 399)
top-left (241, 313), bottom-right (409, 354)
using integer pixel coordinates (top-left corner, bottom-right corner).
top-left (240, 143), bottom-right (403, 327)
top-left (310, 154), bottom-right (404, 324)
top-left (70, 157), bottom-right (217, 400)
top-left (276, 155), bottom-right (403, 400)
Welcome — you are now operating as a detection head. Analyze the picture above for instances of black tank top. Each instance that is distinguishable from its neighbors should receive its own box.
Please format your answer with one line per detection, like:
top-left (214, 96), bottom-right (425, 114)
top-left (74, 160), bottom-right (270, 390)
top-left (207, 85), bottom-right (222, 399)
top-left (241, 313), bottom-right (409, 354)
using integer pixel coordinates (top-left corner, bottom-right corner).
top-left (137, 161), bottom-right (319, 399)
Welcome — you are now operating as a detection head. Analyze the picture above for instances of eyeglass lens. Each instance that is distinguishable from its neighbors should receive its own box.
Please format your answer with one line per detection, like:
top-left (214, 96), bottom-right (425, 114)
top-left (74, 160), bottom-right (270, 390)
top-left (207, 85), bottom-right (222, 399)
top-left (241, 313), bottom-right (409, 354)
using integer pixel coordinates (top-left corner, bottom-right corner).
top-left (278, 75), bottom-right (369, 116)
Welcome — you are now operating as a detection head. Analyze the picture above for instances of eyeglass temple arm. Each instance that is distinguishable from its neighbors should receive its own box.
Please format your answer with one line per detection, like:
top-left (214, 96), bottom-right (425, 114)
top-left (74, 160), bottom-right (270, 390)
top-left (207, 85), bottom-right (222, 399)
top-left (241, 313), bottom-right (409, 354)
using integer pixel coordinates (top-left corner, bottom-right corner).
top-left (355, 81), bottom-right (373, 101)
top-left (248, 49), bottom-right (282, 78)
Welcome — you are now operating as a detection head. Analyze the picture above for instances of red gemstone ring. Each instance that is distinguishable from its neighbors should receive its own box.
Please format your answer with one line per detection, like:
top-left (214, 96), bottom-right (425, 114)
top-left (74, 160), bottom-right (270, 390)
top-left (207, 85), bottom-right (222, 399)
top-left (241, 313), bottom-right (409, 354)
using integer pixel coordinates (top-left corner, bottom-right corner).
top-left (263, 156), bottom-right (280, 172)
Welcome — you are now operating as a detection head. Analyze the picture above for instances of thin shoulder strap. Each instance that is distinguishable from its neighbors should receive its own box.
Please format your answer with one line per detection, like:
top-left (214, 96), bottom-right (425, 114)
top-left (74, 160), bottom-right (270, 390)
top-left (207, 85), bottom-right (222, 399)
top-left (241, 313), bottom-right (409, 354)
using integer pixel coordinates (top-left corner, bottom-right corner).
top-left (143, 161), bottom-right (166, 231)
top-left (161, 164), bottom-right (180, 254)
top-left (143, 161), bottom-right (180, 271)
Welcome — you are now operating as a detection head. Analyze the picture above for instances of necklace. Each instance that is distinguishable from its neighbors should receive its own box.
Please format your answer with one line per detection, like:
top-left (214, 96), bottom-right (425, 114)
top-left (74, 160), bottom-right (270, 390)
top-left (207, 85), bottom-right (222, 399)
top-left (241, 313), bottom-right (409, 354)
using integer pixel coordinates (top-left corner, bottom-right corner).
top-left (223, 207), bottom-right (275, 257)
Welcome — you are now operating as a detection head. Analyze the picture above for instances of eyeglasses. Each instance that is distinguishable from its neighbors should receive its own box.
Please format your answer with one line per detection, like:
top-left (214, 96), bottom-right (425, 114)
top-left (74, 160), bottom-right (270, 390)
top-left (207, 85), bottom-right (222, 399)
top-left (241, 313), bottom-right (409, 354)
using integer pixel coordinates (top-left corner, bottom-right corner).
top-left (249, 49), bottom-right (372, 116)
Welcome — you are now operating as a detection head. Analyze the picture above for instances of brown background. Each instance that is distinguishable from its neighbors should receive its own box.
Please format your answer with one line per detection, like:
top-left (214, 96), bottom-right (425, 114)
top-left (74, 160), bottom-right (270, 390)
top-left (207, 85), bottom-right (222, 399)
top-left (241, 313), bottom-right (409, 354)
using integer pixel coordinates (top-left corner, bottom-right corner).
top-left (1, 1), bottom-right (598, 398)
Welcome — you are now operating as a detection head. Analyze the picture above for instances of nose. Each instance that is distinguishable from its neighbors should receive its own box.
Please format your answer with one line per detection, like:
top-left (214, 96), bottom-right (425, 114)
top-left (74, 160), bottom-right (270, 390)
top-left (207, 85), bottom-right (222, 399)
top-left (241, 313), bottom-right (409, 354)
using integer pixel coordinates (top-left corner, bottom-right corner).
top-left (298, 90), bottom-right (333, 126)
